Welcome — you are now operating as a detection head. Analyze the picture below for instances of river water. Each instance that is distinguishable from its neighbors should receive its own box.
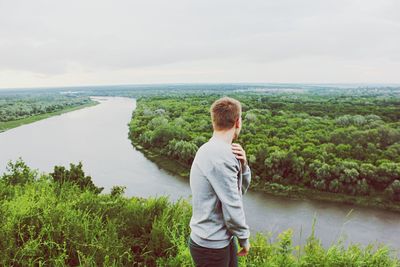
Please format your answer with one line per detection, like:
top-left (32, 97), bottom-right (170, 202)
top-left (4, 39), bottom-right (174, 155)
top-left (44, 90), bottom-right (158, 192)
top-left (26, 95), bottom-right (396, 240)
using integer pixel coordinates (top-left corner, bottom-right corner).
top-left (0, 96), bottom-right (399, 253)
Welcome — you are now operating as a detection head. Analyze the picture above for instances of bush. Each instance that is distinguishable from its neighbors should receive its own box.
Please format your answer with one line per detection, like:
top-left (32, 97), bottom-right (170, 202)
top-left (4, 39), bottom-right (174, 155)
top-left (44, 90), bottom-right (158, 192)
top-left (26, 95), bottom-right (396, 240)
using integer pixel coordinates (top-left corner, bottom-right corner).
top-left (50, 162), bottom-right (103, 194)
top-left (1, 160), bottom-right (399, 266)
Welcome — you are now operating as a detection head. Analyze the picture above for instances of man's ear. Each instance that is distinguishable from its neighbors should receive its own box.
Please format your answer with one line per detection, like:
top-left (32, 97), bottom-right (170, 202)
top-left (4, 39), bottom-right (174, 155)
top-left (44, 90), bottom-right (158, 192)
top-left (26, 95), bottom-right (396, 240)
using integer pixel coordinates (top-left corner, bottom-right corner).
top-left (235, 118), bottom-right (240, 128)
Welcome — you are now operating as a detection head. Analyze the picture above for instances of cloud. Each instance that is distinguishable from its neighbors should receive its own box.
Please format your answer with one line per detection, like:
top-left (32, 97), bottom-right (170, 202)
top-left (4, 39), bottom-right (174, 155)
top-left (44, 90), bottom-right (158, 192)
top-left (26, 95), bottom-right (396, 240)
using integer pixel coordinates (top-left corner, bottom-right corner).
top-left (0, 0), bottom-right (399, 87)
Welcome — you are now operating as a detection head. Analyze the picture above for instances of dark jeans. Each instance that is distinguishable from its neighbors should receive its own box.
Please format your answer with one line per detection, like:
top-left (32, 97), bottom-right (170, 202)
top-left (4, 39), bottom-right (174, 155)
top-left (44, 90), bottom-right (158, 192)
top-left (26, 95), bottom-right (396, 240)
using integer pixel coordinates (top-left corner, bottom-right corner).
top-left (188, 236), bottom-right (238, 267)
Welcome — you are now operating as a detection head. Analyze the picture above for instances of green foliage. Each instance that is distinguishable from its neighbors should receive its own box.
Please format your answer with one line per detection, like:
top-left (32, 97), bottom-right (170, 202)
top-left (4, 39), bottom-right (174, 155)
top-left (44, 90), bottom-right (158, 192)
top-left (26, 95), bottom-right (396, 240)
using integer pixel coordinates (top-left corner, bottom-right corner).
top-left (0, 93), bottom-right (92, 123)
top-left (110, 185), bottom-right (126, 198)
top-left (166, 140), bottom-right (198, 165)
top-left (0, 160), bottom-right (399, 266)
top-left (1, 157), bottom-right (37, 186)
top-left (386, 180), bottom-right (400, 201)
top-left (129, 94), bottom-right (400, 205)
top-left (50, 162), bottom-right (104, 194)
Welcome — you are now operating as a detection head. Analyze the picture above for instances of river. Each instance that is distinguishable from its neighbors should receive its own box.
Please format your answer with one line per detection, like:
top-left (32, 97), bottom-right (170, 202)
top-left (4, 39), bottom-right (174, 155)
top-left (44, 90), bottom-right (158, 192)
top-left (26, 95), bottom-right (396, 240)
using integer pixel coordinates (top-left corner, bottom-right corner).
top-left (0, 96), bottom-right (399, 253)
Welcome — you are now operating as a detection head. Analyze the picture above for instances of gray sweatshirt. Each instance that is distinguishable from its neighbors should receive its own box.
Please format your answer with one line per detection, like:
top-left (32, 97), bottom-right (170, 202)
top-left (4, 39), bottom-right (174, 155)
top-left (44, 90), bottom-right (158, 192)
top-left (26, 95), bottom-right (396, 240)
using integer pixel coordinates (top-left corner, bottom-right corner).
top-left (189, 136), bottom-right (251, 249)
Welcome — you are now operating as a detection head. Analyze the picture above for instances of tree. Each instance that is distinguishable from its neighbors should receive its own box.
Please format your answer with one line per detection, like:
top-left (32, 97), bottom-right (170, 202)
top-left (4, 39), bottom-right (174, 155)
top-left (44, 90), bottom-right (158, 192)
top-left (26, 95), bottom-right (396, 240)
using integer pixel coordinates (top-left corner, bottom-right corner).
top-left (385, 180), bottom-right (400, 201)
top-left (111, 185), bottom-right (127, 197)
top-left (359, 163), bottom-right (377, 186)
top-left (264, 149), bottom-right (304, 183)
top-left (376, 126), bottom-right (400, 148)
top-left (309, 160), bottom-right (331, 191)
top-left (1, 158), bottom-right (37, 185)
top-left (166, 140), bottom-right (198, 165)
top-left (50, 162), bottom-right (103, 194)
top-left (151, 125), bottom-right (189, 147)
top-left (147, 117), bottom-right (168, 130)
top-left (355, 178), bottom-right (370, 195)
top-left (328, 179), bottom-right (341, 193)
top-left (376, 162), bottom-right (400, 190)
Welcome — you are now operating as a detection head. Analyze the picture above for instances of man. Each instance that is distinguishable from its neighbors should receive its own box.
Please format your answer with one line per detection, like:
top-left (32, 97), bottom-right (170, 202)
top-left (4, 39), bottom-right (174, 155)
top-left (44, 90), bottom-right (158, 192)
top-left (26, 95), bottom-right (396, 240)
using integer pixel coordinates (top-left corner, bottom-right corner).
top-left (188, 96), bottom-right (251, 267)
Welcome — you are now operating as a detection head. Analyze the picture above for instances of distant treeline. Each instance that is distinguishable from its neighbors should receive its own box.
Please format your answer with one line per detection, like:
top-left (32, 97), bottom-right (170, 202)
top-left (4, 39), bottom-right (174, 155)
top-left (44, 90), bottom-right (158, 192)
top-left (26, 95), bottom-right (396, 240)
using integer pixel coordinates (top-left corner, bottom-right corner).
top-left (0, 159), bottom-right (398, 266)
top-left (0, 93), bottom-right (93, 122)
top-left (3, 83), bottom-right (398, 99)
top-left (129, 93), bottom-right (400, 206)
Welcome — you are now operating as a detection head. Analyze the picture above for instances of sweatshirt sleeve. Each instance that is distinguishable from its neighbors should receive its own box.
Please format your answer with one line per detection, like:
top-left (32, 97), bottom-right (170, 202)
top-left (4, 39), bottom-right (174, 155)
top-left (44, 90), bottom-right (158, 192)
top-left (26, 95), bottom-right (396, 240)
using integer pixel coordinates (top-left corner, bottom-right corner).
top-left (241, 164), bottom-right (251, 195)
top-left (208, 158), bottom-right (250, 248)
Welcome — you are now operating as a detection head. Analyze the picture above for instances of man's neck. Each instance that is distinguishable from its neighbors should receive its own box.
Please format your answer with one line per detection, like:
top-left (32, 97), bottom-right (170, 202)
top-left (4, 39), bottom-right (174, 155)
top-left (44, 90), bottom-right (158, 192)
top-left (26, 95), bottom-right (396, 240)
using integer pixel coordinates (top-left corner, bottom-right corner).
top-left (212, 129), bottom-right (235, 144)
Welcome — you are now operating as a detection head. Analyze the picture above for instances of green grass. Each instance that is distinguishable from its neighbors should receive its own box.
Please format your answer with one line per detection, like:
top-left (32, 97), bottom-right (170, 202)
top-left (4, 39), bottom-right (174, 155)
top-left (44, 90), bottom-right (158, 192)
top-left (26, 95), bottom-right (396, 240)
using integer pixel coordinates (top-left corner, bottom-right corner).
top-left (0, 160), bottom-right (399, 266)
top-left (0, 101), bottom-right (99, 133)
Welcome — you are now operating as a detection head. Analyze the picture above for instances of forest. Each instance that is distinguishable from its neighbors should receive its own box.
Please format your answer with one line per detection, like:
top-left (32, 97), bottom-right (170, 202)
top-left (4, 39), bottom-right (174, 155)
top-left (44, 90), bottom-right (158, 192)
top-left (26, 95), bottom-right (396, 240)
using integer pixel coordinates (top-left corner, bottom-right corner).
top-left (0, 93), bottom-right (93, 122)
top-left (129, 91), bottom-right (400, 209)
top-left (0, 159), bottom-right (398, 266)
top-left (0, 90), bottom-right (96, 132)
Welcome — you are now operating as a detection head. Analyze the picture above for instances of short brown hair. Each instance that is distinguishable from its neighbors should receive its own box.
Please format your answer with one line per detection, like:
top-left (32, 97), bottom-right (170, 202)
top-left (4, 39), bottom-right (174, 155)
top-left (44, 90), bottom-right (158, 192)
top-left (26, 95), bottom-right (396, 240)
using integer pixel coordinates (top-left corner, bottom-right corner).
top-left (210, 97), bottom-right (242, 130)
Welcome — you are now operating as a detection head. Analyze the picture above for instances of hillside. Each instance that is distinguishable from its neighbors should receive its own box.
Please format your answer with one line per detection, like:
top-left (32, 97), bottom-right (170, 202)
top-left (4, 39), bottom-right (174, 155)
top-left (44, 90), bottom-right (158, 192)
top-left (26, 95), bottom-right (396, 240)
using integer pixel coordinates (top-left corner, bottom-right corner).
top-left (0, 159), bottom-right (398, 266)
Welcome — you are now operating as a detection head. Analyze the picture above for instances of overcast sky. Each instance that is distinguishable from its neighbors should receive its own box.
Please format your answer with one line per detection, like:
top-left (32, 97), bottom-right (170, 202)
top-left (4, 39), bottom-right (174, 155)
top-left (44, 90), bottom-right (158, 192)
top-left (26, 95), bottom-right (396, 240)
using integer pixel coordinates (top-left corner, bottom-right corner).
top-left (0, 0), bottom-right (399, 88)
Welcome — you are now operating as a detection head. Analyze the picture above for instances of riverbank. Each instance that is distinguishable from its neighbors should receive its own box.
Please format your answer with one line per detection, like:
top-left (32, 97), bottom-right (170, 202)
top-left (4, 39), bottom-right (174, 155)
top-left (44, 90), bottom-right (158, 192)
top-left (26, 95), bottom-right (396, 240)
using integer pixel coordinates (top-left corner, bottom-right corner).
top-left (0, 101), bottom-right (99, 133)
top-left (130, 139), bottom-right (190, 178)
top-left (130, 139), bottom-right (400, 213)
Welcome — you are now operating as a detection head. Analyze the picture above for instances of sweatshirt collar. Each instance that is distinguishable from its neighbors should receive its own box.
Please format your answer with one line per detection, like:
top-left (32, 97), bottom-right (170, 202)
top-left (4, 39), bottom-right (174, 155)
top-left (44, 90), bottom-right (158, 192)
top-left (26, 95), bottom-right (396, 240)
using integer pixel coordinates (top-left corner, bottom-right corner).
top-left (210, 136), bottom-right (232, 147)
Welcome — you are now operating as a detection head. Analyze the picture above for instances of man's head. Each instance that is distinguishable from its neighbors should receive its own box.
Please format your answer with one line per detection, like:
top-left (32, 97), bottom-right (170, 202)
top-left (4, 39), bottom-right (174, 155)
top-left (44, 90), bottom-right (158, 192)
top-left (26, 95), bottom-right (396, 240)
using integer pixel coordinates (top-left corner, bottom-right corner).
top-left (210, 97), bottom-right (242, 139)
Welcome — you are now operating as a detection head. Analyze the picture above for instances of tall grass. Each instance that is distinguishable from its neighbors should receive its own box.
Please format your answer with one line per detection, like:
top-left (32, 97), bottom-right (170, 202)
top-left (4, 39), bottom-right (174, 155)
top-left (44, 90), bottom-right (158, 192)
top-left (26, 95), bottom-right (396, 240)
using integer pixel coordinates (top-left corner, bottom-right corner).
top-left (0, 160), bottom-right (399, 266)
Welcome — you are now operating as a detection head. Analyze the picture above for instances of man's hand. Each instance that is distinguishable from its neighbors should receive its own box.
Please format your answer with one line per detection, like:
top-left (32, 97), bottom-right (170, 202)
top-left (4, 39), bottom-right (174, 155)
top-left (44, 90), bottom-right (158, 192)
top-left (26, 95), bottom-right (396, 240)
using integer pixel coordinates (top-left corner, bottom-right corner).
top-left (237, 242), bottom-right (250, 256)
top-left (232, 143), bottom-right (247, 170)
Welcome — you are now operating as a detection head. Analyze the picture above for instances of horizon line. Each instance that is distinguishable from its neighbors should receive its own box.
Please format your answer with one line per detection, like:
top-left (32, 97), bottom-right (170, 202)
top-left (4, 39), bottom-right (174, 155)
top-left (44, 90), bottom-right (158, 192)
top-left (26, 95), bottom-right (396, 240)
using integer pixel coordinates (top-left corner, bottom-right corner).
top-left (1, 81), bottom-right (400, 91)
